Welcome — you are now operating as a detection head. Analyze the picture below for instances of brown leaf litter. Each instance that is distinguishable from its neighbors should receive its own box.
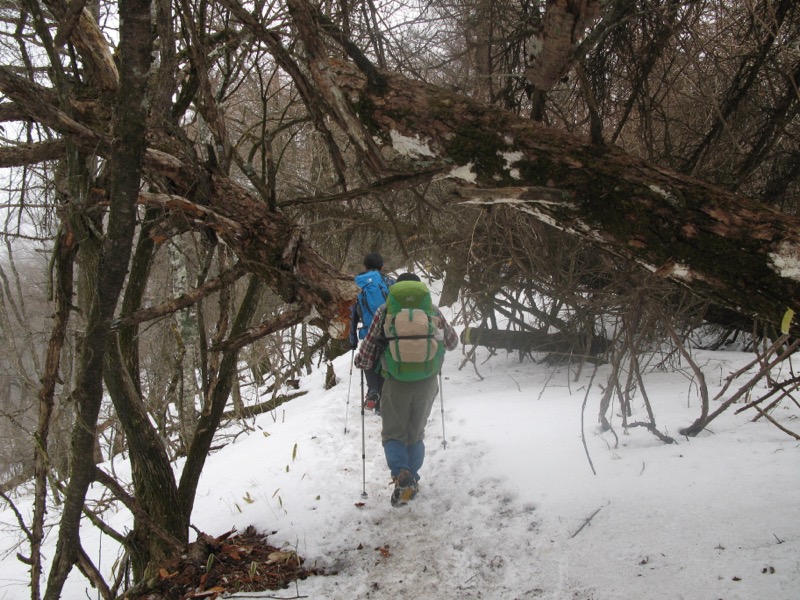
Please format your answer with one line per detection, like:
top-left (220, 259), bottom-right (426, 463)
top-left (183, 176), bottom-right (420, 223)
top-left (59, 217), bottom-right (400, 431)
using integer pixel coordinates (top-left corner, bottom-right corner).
top-left (125, 525), bottom-right (322, 599)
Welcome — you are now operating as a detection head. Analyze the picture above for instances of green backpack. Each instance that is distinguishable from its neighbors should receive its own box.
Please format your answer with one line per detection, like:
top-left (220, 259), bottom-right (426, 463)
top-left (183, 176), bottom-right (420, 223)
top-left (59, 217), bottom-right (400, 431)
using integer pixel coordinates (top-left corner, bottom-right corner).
top-left (381, 280), bottom-right (445, 381)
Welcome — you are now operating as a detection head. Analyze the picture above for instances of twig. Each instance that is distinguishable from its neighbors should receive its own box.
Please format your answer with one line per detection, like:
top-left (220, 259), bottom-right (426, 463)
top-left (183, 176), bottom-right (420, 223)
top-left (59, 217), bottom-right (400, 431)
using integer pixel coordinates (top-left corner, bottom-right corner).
top-left (111, 262), bottom-right (249, 328)
top-left (580, 363), bottom-right (599, 475)
top-left (537, 365), bottom-right (558, 402)
top-left (75, 543), bottom-right (112, 600)
top-left (626, 421), bottom-right (676, 444)
top-left (664, 316), bottom-right (709, 421)
top-left (458, 333), bottom-right (485, 380)
top-left (753, 406), bottom-right (800, 441)
top-left (682, 337), bottom-right (800, 436)
top-left (221, 594), bottom-right (308, 599)
top-left (0, 490), bottom-right (33, 542)
top-left (734, 375), bottom-right (800, 416)
top-left (570, 504), bottom-right (606, 538)
top-left (628, 344), bottom-right (676, 445)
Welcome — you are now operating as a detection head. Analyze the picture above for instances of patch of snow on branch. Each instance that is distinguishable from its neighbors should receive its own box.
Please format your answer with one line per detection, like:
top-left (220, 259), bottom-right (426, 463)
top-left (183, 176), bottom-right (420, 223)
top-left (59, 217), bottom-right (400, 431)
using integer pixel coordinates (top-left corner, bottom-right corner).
top-left (649, 184), bottom-right (669, 197)
top-left (769, 241), bottom-right (800, 281)
top-left (649, 183), bottom-right (681, 208)
top-left (457, 197), bottom-right (565, 229)
top-left (528, 37), bottom-right (543, 58)
top-left (390, 130), bottom-right (437, 158)
top-left (448, 162), bottom-right (477, 183)
top-left (636, 259), bottom-right (659, 273)
top-left (670, 263), bottom-right (693, 280)
top-left (500, 150), bottom-right (524, 179)
top-left (461, 198), bottom-right (533, 207)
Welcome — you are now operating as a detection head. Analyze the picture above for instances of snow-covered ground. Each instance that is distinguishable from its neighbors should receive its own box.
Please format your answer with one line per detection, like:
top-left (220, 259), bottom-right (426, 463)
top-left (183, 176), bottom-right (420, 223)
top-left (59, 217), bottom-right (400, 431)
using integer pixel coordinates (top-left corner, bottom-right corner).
top-left (2, 330), bottom-right (799, 599)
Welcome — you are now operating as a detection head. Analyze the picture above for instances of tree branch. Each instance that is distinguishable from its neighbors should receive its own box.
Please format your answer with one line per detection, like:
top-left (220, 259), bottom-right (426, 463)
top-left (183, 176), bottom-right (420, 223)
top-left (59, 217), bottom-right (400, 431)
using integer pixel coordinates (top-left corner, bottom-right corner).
top-left (281, 166), bottom-right (450, 207)
top-left (0, 139), bottom-right (67, 168)
top-left (210, 306), bottom-right (311, 352)
top-left (0, 66), bottom-right (103, 142)
top-left (93, 468), bottom-right (184, 552)
top-left (753, 405), bottom-right (800, 441)
top-left (113, 263), bottom-right (249, 329)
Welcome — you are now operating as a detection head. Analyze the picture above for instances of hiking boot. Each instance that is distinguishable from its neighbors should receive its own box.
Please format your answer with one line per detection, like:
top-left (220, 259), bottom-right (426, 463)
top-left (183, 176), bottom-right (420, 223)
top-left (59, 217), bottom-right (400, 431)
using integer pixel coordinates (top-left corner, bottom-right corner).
top-left (365, 392), bottom-right (380, 411)
top-left (390, 469), bottom-right (419, 507)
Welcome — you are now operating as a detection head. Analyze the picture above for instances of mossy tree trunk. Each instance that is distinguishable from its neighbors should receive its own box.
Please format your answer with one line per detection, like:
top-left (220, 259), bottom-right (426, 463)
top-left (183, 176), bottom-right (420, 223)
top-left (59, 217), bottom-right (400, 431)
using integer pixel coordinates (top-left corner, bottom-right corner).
top-left (321, 61), bottom-right (800, 336)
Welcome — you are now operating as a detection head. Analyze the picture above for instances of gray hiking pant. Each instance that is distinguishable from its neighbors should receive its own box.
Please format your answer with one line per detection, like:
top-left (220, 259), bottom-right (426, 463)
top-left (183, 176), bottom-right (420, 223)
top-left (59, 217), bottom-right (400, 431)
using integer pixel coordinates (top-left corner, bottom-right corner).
top-left (380, 375), bottom-right (439, 446)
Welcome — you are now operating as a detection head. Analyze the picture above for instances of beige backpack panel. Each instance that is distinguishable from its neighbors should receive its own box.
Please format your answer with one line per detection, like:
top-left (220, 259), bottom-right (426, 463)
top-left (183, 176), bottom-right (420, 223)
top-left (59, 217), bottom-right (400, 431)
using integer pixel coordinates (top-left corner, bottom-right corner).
top-left (385, 310), bottom-right (438, 363)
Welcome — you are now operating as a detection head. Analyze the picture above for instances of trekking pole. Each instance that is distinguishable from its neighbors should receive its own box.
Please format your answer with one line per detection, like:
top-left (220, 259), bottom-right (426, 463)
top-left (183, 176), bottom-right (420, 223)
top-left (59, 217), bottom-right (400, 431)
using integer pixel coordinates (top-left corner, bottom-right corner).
top-left (439, 370), bottom-right (447, 449)
top-left (343, 349), bottom-right (355, 434)
top-left (360, 370), bottom-right (368, 498)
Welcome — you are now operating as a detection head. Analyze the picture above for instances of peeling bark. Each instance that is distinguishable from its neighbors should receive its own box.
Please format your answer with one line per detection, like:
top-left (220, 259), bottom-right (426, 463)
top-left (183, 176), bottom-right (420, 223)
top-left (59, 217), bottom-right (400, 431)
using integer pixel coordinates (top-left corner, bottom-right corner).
top-left (195, 176), bottom-right (356, 335)
top-left (525, 0), bottom-right (602, 91)
top-left (0, 67), bottom-right (357, 339)
top-left (42, 0), bottom-right (119, 93)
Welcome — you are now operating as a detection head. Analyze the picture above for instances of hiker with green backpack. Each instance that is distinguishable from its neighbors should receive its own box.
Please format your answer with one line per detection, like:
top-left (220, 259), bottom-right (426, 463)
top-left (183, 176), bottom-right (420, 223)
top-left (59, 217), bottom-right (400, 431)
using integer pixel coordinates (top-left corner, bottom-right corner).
top-left (354, 273), bottom-right (459, 507)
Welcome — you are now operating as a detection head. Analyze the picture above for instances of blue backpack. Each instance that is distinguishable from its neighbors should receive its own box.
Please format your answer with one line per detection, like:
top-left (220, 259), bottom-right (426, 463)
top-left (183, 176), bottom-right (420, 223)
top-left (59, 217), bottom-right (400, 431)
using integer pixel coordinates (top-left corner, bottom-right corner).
top-left (354, 271), bottom-right (390, 339)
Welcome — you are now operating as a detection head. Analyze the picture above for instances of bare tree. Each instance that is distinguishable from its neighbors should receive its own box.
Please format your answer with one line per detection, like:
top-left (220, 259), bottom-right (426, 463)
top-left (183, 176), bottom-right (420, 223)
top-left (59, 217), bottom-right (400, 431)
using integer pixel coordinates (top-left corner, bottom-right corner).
top-left (1, 0), bottom-right (799, 595)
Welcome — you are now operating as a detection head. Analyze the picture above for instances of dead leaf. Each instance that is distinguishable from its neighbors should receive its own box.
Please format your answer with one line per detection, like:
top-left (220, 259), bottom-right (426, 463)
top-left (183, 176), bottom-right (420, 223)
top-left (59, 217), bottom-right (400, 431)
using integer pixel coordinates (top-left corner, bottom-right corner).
top-left (221, 544), bottom-right (242, 560)
top-left (214, 529), bottom-right (236, 543)
top-left (266, 550), bottom-right (298, 565)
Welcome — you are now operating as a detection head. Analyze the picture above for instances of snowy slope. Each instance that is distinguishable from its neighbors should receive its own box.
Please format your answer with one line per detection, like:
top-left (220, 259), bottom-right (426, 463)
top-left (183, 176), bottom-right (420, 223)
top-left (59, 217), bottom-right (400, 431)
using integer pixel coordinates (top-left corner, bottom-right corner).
top-left (2, 343), bottom-right (799, 600)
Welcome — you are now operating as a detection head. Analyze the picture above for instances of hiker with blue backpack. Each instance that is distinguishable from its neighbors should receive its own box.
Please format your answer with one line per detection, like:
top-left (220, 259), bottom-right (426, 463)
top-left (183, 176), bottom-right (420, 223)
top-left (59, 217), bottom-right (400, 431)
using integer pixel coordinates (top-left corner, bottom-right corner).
top-left (349, 253), bottom-right (395, 413)
top-left (355, 273), bottom-right (459, 507)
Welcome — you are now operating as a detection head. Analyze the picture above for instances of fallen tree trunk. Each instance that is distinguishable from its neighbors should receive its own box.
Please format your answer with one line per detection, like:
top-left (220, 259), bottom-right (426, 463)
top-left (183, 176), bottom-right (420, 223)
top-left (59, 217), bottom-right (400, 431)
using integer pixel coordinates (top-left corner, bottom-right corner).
top-left (321, 61), bottom-right (800, 337)
top-left (221, 391), bottom-right (307, 421)
top-left (461, 327), bottom-right (610, 359)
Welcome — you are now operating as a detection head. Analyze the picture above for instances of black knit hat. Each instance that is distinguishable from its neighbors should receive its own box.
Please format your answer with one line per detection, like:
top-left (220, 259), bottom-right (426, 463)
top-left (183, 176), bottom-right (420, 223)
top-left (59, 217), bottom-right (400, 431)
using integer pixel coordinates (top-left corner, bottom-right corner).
top-left (396, 272), bottom-right (421, 282)
top-left (363, 252), bottom-right (384, 270)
